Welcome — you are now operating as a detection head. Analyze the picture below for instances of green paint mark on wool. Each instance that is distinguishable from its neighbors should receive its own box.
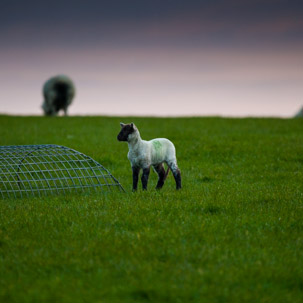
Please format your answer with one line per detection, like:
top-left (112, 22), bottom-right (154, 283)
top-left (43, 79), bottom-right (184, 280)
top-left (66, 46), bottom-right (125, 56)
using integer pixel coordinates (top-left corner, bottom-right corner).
top-left (152, 140), bottom-right (162, 157)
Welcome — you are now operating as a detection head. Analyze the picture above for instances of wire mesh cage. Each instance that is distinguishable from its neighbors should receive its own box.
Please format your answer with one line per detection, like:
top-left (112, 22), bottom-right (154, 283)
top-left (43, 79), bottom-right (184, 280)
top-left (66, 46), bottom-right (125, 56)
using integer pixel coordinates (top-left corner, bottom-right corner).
top-left (0, 144), bottom-right (125, 198)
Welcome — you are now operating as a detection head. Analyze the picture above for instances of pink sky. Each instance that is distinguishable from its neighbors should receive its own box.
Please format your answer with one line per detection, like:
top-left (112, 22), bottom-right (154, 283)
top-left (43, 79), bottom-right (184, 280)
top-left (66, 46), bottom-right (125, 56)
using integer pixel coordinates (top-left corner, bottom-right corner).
top-left (0, 46), bottom-right (302, 117)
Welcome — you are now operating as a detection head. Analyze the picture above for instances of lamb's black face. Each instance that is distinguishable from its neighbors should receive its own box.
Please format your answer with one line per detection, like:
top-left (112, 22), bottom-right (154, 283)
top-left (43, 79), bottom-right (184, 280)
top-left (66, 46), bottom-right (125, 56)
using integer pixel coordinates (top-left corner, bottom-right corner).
top-left (117, 123), bottom-right (134, 141)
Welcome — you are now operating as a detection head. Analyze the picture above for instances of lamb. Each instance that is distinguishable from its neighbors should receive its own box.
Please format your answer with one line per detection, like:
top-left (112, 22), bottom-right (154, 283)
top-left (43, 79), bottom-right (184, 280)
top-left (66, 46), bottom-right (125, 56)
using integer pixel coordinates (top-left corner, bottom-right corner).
top-left (42, 75), bottom-right (75, 116)
top-left (117, 122), bottom-right (181, 191)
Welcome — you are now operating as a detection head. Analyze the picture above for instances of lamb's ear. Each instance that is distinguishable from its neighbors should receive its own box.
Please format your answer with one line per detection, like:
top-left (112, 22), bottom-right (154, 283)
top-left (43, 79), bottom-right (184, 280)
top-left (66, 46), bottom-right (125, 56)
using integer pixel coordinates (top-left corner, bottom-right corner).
top-left (120, 122), bottom-right (125, 128)
top-left (131, 122), bottom-right (136, 129)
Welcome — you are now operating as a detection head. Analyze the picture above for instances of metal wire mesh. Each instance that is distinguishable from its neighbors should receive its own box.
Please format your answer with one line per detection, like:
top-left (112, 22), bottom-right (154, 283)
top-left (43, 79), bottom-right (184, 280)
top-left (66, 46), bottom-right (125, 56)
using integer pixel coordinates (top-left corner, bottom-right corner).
top-left (0, 144), bottom-right (125, 198)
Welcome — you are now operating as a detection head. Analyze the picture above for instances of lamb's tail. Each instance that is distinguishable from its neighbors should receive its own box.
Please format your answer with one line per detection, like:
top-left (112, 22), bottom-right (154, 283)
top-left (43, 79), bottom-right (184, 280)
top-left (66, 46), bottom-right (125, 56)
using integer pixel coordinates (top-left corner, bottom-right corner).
top-left (164, 166), bottom-right (170, 180)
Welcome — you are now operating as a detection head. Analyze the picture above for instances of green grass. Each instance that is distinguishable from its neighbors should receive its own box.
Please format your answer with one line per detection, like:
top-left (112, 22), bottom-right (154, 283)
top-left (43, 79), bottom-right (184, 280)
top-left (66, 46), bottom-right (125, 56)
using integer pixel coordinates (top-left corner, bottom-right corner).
top-left (0, 115), bottom-right (303, 303)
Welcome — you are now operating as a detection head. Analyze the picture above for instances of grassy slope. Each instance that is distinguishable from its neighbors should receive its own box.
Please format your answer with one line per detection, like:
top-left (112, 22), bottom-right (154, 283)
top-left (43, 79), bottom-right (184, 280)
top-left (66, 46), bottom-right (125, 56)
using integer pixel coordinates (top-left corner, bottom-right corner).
top-left (0, 115), bottom-right (303, 303)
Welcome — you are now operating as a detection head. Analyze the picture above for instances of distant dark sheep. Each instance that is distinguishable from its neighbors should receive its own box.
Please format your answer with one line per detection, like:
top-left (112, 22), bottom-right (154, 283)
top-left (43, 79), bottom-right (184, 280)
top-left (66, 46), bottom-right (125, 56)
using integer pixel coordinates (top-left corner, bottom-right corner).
top-left (295, 106), bottom-right (303, 118)
top-left (42, 75), bottom-right (75, 116)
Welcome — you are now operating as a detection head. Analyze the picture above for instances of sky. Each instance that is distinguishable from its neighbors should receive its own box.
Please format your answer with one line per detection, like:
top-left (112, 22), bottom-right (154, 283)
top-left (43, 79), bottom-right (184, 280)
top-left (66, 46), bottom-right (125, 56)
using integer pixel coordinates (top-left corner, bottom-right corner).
top-left (0, 0), bottom-right (302, 117)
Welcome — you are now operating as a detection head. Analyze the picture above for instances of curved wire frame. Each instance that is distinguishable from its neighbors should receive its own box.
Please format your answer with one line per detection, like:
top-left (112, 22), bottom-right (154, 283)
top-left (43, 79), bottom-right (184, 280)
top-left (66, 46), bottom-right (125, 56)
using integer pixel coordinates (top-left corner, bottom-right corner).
top-left (0, 144), bottom-right (125, 198)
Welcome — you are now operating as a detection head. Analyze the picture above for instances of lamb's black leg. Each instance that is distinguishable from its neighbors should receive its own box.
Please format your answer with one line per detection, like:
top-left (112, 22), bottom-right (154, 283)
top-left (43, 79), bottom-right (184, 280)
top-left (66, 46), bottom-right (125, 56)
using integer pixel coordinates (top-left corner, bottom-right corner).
top-left (141, 167), bottom-right (150, 190)
top-left (132, 166), bottom-right (140, 191)
top-left (173, 168), bottom-right (182, 190)
top-left (168, 162), bottom-right (181, 190)
top-left (154, 164), bottom-right (166, 189)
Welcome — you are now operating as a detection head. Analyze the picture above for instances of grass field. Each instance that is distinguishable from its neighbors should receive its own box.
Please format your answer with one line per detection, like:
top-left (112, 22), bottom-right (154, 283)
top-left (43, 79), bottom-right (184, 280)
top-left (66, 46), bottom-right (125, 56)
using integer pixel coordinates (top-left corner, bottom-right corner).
top-left (0, 115), bottom-right (303, 303)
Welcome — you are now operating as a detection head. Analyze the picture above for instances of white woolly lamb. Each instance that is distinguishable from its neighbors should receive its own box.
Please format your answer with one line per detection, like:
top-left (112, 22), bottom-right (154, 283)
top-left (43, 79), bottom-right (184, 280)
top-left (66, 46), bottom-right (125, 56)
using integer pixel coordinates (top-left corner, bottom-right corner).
top-left (117, 122), bottom-right (181, 191)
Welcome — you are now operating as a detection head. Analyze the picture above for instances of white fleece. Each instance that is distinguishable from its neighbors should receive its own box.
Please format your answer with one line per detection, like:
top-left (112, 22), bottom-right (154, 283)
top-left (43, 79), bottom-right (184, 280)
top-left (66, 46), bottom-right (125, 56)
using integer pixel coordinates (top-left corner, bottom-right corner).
top-left (127, 128), bottom-right (178, 171)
